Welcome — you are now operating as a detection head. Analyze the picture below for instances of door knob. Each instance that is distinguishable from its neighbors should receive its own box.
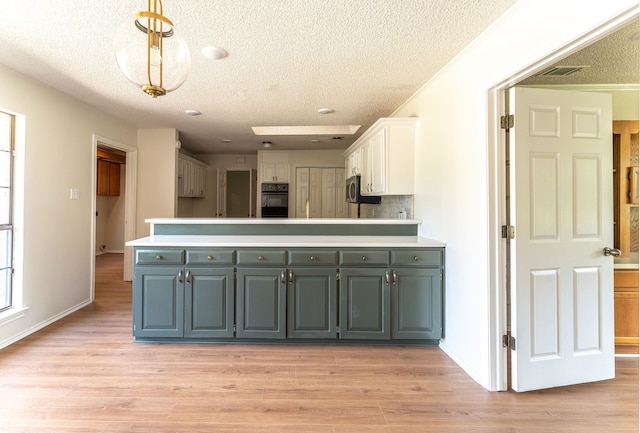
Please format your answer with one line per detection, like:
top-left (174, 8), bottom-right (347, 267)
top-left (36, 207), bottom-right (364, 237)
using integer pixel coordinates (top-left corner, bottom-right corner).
top-left (603, 247), bottom-right (621, 257)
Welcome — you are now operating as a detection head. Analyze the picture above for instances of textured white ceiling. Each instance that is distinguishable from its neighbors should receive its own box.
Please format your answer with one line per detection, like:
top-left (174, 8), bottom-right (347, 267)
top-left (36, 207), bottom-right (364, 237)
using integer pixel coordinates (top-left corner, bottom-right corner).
top-left (1, 1), bottom-right (633, 155)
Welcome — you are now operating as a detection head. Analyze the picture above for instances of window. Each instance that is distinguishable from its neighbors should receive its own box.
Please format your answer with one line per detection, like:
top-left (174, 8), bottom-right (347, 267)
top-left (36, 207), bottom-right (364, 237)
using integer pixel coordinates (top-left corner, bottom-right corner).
top-left (0, 111), bottom-right (13, 311)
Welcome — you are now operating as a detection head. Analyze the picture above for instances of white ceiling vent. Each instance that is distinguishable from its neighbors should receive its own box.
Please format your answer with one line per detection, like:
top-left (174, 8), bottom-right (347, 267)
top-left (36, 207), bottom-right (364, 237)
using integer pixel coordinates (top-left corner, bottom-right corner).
top-left (538, 65), bottom-right (589, 77)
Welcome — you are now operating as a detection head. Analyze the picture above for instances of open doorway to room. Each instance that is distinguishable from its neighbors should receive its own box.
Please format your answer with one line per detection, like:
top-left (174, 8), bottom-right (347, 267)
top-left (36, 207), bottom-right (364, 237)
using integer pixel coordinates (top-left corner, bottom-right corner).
top-left (91, 135), bottom-right (137, 299)
top-left (217, 168), bottom-right (256, 218)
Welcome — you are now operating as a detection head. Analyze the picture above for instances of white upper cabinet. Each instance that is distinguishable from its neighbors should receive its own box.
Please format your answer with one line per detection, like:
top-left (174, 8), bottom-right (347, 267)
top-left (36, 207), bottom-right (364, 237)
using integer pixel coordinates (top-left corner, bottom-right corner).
top-left (177, 153), bottom-right (208, 198)
top-left (261, 163), bottom-right (290, 182)
top-left (345, 147), bottom-right (362, 177)
top-left (259, 151), bottom-right (290, 183)
top-left (344, 118), bottom-right (416, 196)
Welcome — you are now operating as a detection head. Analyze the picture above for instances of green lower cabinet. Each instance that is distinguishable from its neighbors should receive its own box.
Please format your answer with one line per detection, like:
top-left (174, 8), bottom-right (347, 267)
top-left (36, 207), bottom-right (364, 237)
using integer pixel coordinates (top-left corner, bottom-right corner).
top-left (391, 267), bottom-right (442, 340)
top-left (236, 267), bottom-right (287, 339)
top-left (184, 267), bottom-right (235, 338)
top-left (339, 268), bottom-right (391, 340)
top-left (287, 267), bottom-right (338, 339)
top-left (133, 266), bottom-right (184, 338)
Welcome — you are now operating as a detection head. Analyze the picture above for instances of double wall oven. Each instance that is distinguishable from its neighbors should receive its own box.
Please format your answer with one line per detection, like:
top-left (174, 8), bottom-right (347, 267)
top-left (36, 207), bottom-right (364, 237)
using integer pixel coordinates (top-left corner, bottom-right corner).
top-left (261, 183), bottom-right (289, 218)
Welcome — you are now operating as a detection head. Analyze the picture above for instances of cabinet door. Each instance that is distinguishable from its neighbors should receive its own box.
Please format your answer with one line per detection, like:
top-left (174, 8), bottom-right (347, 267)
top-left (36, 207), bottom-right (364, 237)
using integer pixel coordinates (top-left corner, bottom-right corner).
top-left (108, 162), bottom-right (120, 196)
top-left (339, 268), bottom-right (390, 340)
top-left (368, 128), bottom-right (386, 194)
top-left (96, 159), bottom-right (110, 196)
top-left (287, 267), bottom-right (337, 339)
top-left (274, 163), bottom-right (289, 182)
top-left (236, 267), bottom-right (286, 339)
top-left (262, 164), bottom-right (276, 182)
top-left (184, 267), bottom-right (235, 338)
top-left (391, 268), bottom-right (442, 340)
top-left (133, 266), bottom-right (184, 338)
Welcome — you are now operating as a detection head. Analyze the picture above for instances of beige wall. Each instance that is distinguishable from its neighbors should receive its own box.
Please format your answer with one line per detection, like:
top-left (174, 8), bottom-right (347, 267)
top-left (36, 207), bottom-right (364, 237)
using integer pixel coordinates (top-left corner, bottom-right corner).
top-left (136, 129), bottom-right (177, 237)
top-left (0, 64), bottom-right (137, 348)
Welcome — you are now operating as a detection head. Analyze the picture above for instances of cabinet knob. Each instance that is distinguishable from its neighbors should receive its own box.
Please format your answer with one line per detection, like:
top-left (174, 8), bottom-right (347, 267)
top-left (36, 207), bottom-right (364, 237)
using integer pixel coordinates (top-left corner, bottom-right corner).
top-left (258, 255), bottom-right (265, 261)
top-left (207, 255), bottom-right (214, 260)
top-left (413, 256), bottom-right (420, 261)
top-left (155, 255), bottom-right (163, 260)
top-left (310, 256), bottom-right (317, 261)
top-left (361, 256), bottom-right (367, 261)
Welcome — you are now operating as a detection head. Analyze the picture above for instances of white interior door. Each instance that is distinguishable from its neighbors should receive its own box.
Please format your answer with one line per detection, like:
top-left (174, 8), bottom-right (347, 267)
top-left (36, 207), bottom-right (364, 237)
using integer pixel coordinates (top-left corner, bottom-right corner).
top-left (511, 87), bottom-right (615, 391)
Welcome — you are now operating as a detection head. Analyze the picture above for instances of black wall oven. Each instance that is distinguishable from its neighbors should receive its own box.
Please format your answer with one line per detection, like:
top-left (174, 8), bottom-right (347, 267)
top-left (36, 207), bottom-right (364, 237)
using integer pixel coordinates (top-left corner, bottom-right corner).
top-left (261, 183), bottom-right (289, 218)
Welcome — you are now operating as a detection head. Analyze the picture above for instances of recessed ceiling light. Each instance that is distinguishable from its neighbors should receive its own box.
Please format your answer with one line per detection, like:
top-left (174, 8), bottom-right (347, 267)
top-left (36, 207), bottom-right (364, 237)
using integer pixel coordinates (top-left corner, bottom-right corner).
top-left (201, 46), bottom-right (228, 60)
top-left (318, 108), bottom-right (333, 114)
top-left (185, 109), bottom-right (201, 116)
top-left (222, 139), bottom-right (232, 143)
top-left (252, 125), bottom-right (360, 136)
top-left (310, 139), bottom-right (321, 143)
top-left (262, 141), bottom-right (272, 148)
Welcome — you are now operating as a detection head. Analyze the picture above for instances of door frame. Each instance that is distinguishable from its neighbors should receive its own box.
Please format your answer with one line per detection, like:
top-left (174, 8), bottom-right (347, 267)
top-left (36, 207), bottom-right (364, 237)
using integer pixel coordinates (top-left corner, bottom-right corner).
top-left (90, 134), bottom-right (137, 297)
top-left (487, 9), bottom-right (639, 391)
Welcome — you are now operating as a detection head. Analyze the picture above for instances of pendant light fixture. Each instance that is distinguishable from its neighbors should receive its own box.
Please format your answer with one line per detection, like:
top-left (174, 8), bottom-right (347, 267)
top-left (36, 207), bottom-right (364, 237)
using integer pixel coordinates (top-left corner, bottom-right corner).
top-left (114, 0), bottom-right (190, 98)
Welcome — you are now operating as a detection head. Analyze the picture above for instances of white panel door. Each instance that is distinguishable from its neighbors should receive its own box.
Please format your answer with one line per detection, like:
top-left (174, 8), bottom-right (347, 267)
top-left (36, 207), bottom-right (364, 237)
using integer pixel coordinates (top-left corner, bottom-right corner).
top-left (511, 87), bottom-right (614, 392)
top-left (295, 168), bottom-right (310, 218)
top-left (322, 168), bottom-right (336, 218)
top-left (309, 168), bottom-right (322, 218)
top-left (335, 168), bottom-right (348, 218)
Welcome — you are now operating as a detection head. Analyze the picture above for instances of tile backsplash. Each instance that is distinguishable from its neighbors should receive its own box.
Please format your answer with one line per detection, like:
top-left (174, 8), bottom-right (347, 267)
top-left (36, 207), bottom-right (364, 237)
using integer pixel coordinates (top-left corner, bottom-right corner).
top-left (360, 195), bottom-right (413, 219)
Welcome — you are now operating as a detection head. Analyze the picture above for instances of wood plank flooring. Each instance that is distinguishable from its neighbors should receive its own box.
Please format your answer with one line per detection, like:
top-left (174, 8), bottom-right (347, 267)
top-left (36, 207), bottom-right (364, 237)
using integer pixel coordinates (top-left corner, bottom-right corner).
top-left (0, 253), bottom-right (637, 432)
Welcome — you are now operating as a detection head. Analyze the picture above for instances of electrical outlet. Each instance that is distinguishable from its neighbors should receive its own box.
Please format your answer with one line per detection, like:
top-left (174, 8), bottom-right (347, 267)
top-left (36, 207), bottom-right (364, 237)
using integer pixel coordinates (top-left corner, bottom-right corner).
top-left (70, 188), bottom-right (80, 200)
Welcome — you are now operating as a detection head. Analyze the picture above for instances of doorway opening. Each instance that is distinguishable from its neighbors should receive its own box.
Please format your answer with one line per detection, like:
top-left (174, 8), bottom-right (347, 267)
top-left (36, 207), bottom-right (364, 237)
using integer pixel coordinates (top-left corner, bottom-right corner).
top-left (91, 134), bottom-right (137, 300)
top-left (488, 10), bottom-right (639, 391)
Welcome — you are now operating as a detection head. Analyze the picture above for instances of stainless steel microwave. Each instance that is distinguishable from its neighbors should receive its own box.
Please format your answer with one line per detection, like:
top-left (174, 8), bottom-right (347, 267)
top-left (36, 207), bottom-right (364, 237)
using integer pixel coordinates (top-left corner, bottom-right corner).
top-left (345, 175), bottom-right (381, 204)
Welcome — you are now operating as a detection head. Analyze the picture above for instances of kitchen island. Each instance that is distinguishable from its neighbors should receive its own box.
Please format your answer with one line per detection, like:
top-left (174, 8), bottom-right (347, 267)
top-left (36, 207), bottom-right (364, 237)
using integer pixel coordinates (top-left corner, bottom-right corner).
top-left (127, 218), bottom-right (445, 344)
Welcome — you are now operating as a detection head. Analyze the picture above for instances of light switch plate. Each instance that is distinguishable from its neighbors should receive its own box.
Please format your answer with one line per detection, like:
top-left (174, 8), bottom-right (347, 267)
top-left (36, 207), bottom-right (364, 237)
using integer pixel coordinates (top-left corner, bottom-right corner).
top-left (70, 188), bottom-right (80, 200)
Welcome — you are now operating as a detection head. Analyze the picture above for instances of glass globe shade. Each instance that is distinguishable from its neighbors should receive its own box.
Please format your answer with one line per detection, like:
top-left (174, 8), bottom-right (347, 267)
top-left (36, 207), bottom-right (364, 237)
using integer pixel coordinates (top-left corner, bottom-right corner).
top-left (114, 16), bottom-right (190, 96)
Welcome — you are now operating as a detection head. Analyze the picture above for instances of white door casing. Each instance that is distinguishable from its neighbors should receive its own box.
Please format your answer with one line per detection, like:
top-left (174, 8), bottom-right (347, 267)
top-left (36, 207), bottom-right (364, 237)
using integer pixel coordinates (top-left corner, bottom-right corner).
top-left (510, 87), bottom-right (615, 391)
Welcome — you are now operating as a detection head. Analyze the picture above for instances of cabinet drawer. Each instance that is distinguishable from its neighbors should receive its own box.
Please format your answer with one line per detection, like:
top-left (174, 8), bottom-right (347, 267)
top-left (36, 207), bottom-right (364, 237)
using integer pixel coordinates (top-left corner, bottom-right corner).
top-left (340, 250), bottom-right (389, 266)
top-left (136, 249), bottom-right (184, 265)
top-left (186, 249), bottom-right (235, 265)
top-left (288, 250), bottom-right (338, 266)
top-left (390, 249), bottom-right (442, 267)
top-left (237, 250), bottom-right (287, 266)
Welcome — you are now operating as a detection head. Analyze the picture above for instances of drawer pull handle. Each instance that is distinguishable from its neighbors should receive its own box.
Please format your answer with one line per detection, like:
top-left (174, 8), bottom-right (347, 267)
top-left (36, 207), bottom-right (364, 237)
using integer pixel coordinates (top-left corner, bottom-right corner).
top-left (361, 256), bottom-right (367, 261)
top-left (155, 255), bottom-right (163, 260)
top-left (258, 255), bottom-right (265, 261)
top-left (310, 256), bottom-right (317, 261)
top-left (414, 256), bottom-right (420, 261)
top-left (207, 255), bottom-right (214, 260)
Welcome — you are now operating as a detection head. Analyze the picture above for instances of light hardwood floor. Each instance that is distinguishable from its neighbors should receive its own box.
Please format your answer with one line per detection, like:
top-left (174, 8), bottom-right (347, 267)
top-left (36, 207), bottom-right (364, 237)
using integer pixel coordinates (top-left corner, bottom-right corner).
top-left (0, 253), bottom-right (637, 432)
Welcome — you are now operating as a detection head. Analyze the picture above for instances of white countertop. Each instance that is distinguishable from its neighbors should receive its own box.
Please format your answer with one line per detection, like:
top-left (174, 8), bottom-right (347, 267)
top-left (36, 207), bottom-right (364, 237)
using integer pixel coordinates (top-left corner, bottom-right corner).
top-left (146, 218), bottom-right (422, 225)
top-left (127, 235), bottom-right (445, 248)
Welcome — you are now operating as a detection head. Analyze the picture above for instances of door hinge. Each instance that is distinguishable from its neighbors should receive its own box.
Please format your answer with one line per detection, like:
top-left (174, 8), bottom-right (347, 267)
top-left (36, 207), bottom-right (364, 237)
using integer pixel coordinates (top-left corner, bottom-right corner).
top-left (501, 225), bottom-right (515, 239)
top-left (502, 334), bottom-right (516, 351)
top-left (500, 114), bottom-right (514, 131)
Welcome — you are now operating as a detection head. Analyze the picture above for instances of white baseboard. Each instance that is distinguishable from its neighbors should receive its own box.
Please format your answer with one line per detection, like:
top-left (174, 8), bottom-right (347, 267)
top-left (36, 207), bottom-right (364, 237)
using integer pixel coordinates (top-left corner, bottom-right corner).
top-left (0, 299), bottom-right (93, 350)
top-left (439, 339), bottom-right (490, 391)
